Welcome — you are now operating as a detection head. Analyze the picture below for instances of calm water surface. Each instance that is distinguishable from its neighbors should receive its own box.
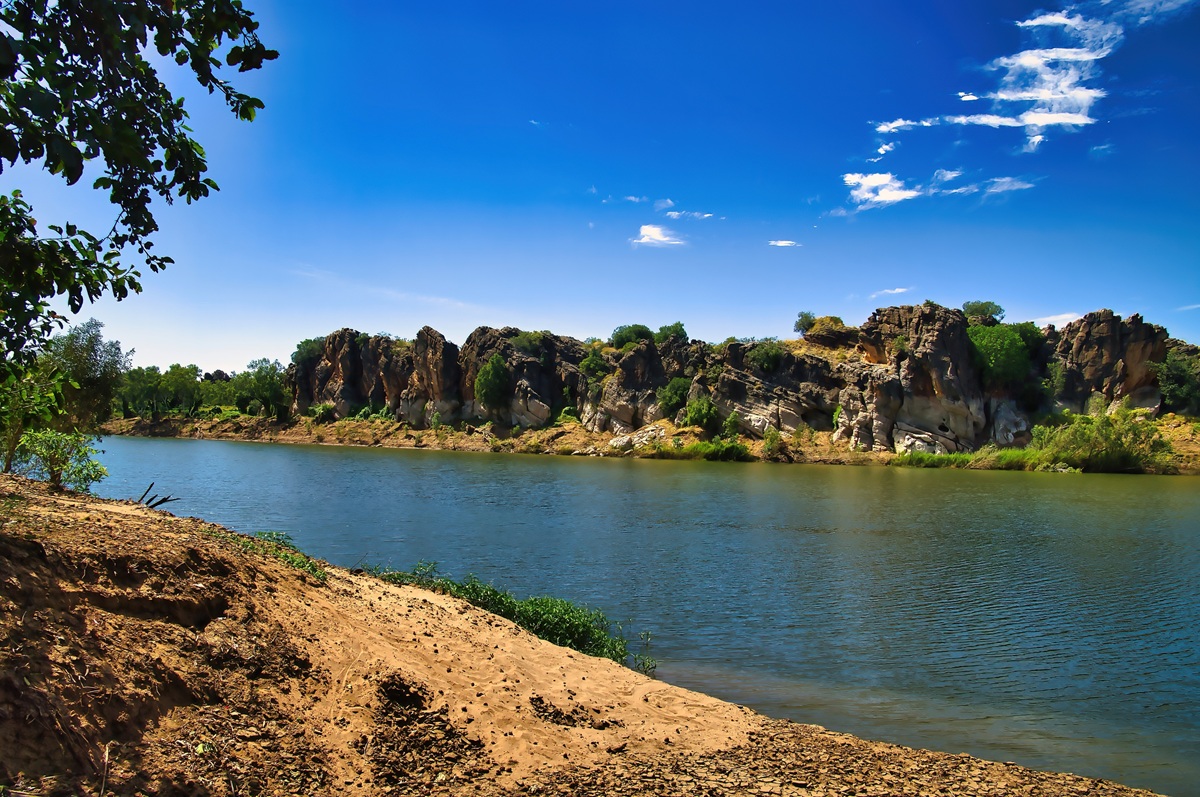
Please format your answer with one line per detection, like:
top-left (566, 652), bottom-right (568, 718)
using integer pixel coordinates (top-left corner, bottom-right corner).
top-left (94, 436), bottom-right (1200, 796)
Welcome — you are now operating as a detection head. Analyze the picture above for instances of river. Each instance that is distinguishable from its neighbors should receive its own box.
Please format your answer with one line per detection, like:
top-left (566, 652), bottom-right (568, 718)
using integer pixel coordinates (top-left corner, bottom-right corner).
top-left (93, 436), bottom-right (1200, 796)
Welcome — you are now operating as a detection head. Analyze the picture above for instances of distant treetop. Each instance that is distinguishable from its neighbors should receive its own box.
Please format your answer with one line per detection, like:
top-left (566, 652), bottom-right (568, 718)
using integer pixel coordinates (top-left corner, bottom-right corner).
top-left (961, 300), bottom-right (1005, 321)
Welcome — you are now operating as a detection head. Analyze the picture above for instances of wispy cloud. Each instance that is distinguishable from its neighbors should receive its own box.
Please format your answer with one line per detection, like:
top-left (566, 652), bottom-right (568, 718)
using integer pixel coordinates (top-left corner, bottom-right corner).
top-left (984, 176), bottom-right (1035, 194)
top-left (768, 240), bottom-right (800, 247)
top-left (1177, 303), bottom-right (1200, 311)
top-left (844, 173), bottom-right (922, 208)
top-left (632, 224), bottom-right (684, 246)
top-left (852, 0), bottom-right (1199, 201)
top-left (291, 268), bottom-right (479, 310)
top-left (654, 198), bottom-right (675, 211)
top-left (664, 210), bottom-right (715, 220)
top-left (1032, 311), bottom-right (1083, 327)
top-left (624, 195), bottom-right (648, 203)
top-left (869, 287), bottom-right (913, 299)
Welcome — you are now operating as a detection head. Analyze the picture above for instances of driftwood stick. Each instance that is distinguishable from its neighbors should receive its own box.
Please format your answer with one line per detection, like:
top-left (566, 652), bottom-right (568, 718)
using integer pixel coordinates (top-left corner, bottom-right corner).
top-left (136, 483), bottom-right (154, 503)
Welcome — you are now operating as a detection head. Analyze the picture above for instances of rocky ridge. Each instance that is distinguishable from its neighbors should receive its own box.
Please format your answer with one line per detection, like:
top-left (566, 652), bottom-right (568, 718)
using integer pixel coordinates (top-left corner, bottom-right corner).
top-left (285, 306), bottom-right (1180, 455)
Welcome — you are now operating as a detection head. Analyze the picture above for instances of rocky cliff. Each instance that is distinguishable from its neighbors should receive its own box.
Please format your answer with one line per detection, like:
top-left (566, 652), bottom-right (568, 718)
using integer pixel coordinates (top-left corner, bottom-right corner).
top-left (284, 306), bottom-right (1180, 453)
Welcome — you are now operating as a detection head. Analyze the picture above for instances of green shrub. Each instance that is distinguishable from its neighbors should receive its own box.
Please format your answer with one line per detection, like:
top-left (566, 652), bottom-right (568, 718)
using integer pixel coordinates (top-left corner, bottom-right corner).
top-left (967, 324), bottom-right (1031, 390)
top-left (510, 330), bottom-right (546, 356)
top-left (653, 321), bottom-right (687, 345)
top-left (744, 339), bottom-right (785, 373)
top-left (556, 405), bottom-right (579, 424)
top-left (308, 403), bottom-right (336, 423)
top-left (762, 426), bottom-right (783, 457)
top-left (891, 451), bottom-right (973, 469)
top-left (611, 324), bottom-right (653, 349)
top-left (291, 337), bottom-right (325, 367)
top-left (722, 411), bottom-right (741, 439)
top-left (892, 335), bottom-right (908, 354)
top-left (474, 354), bottom-right (511, 411)
top-left (1159, 348), bottom-right (1200, 415)
top-left (684, 395), bottom-right (720, 433)
top-left (1009, 321), bottom-right (1045, 358)
top-left (579, 347), bottom-right (610, 378)
top-left (1027, 406), bottom-right (1174, 473)
top-left (430, 411), bottom-right (442, 430)
top-left (655, 377), bottom-right (691, 419)
top-left (14, 430), bottom-right (107, 492)
top-left (375, 562), bottom-right (651, 671)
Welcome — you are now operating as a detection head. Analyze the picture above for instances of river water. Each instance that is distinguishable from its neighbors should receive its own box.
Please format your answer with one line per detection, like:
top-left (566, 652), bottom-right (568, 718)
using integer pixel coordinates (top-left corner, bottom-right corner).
top-left (93, 436), bottom-right (1200, 796)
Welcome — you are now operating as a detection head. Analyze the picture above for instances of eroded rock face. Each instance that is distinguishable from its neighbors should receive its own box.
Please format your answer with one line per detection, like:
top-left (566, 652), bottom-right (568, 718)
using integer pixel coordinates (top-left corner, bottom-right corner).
top-left (581, 341), bottom-right (666, 434)
top-left (459, 327), bottom-right (586, 428)
top-left (1047, 310), bottom-right (1168, 412)
top-left (285, 307), bottom-right (1185, 444)
top-left (836, 305), bottom-right (986, 452)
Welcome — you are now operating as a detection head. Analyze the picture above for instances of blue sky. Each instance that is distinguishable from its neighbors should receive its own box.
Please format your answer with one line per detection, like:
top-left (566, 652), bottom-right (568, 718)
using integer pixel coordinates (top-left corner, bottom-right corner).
top-left (16, 0), bottom-right (1200, 371)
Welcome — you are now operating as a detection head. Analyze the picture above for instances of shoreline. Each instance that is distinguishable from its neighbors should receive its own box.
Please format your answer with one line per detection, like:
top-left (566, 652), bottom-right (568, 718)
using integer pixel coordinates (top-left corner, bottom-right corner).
top-left (0, 473), bottom-right (1168, 796)
top-left (100, 414), bottom-right (1200, 474)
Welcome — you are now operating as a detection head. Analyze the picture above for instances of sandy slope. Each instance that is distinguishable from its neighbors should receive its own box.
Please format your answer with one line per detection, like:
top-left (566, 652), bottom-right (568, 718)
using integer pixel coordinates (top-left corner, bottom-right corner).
top-left (0, 475), bottom-right (1163, 796)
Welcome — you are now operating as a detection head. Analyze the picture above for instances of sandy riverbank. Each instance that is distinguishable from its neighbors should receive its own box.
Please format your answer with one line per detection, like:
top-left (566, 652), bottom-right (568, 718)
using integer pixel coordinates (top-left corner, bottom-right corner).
top-left (0, 474), bottom-right (1165, 796)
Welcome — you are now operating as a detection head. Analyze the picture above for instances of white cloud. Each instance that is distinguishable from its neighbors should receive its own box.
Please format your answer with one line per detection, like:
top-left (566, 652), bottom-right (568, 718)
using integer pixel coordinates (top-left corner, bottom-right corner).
top-left (958, 92), bottom-right (980, 101)
top-left (624, 195), bottom-right (648, 203)
top-left (529, 119), bottom-right (542, 126)
top-left (654, 198), bottom-right (675, 211)
top-left (932, 169), bottom-right (963, 184)
top-left (1090, 142), bottom-right (1115, 158)
top-left (868, 142), bottom-right (897, 163)
top-left (632, 224), bottom-right (684, 246)
top-left (844, 173), bottom-right (922, 208)
top-left (985, 176), bottom-right (1035, 194)
top-left (767, 240), bottom-right (800, 247)
top-left (876, 118), bottom-right (919, 134)
top-left (1032, 312), bottom-right (1083, 327)
top-left (869, 287), bottom-right (913, 299)
top-left (947, 113), bottom-right (1025, 128)
top-left (664, 210), bottom-right (714, 220)
top-left (587, 185), bottom-right (598, 195)
top-left (1177, 303), bottom-right (1200, 311)
top-left (942, 184), bottom-right (982, 195)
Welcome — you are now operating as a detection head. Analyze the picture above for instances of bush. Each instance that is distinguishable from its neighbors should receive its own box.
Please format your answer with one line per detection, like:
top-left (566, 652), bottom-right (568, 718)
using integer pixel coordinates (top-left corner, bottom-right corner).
top-left (292, 337), bottom-right (325, 367)
top-left (474, 354), bottom-right (511, 411)
top-left (967, 324), bottom-right (1031, 390)
top-left (1159, 348), bottom-right (1200, 415)
top-left (762, 426), bottom-right (783, 457)
top-left (653, 321), bottom-right (687, 346)
top-left (683, 395), bottom-right (720, 433)
top-left (1009, 321), bottom-right (1045, 358)
top-left (807, 316), bottom-right (845, 337)
top-left (15, 430), bottom-right (107, 492)
top-left (655, 377), bottom-right (691, 420)
top-left (579, 347), bottom-right (610, 379)
top-left (375, 562), bottom-right (650, 671)
top-left (1027, 406), bottom-right (1175, 473)
top-left (794, 311), bottom-right (816, 334)
top-left (611, 324), bottom-right (653, 349)
top-left (744, 340), bottom-right (785, 373)
top-left (510, 330), bottom-right (546, 356)
top-left (722, 411), bottom-right (741, 439)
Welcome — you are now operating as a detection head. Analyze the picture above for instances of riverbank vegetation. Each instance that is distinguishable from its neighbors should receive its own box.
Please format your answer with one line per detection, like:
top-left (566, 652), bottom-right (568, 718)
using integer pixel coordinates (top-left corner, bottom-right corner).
top-left (371, 562), bottom-right (655, 674)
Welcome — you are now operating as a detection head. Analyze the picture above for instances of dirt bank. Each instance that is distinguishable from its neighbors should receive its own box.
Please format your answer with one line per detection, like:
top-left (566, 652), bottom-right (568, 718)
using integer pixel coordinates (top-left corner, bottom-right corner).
top-left (0, 475), bottom-right (1163, 796)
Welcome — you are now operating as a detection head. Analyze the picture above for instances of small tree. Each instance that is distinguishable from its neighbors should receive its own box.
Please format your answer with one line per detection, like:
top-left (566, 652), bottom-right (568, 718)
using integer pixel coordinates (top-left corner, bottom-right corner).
top-left (794, 311), bottom-right (816, 334)
top-left (1159, 349), bottom-right (1200, 415)
top-left (474, 354), bottom-right (511, 412)
top-left (1, 367), bottom-right (62, 471)
top-left (41, 319), bottom-right (130, 430)
top-left (653, 322), bottom-right (687, 346)
top-left (611, 324), bottom-right (654, 349)
top-left (722, 411), bottom-right (741, 439)
top-left (655, 377), bottom-right (691, 420)
top-left (684, 395), bottom-right (720, 434)
top-left (962, 300), bottom-right (1005, 322)
top-left (15, 429), bottom-right (107, 492)
top-left (967, 325), bottom-right (1030, 390)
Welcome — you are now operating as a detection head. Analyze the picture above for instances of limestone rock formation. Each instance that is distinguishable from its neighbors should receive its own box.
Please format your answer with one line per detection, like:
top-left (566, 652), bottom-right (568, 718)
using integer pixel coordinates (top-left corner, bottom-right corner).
top-left (836, 305), bottom-right (986, 452)
top-left (284, 306), bottom-right (1185, 448)
top-left (1046, 310), bottom-right (1168, 412)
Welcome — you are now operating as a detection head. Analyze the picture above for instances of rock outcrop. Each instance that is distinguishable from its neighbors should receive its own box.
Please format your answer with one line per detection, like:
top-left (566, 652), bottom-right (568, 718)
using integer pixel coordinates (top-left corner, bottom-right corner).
top-left (835, 305), bottom-right (986, 452)
top-left (1046, 310), bottom-right (1169, 412)
top-left (285, 306), bottom-right (1182, 448)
